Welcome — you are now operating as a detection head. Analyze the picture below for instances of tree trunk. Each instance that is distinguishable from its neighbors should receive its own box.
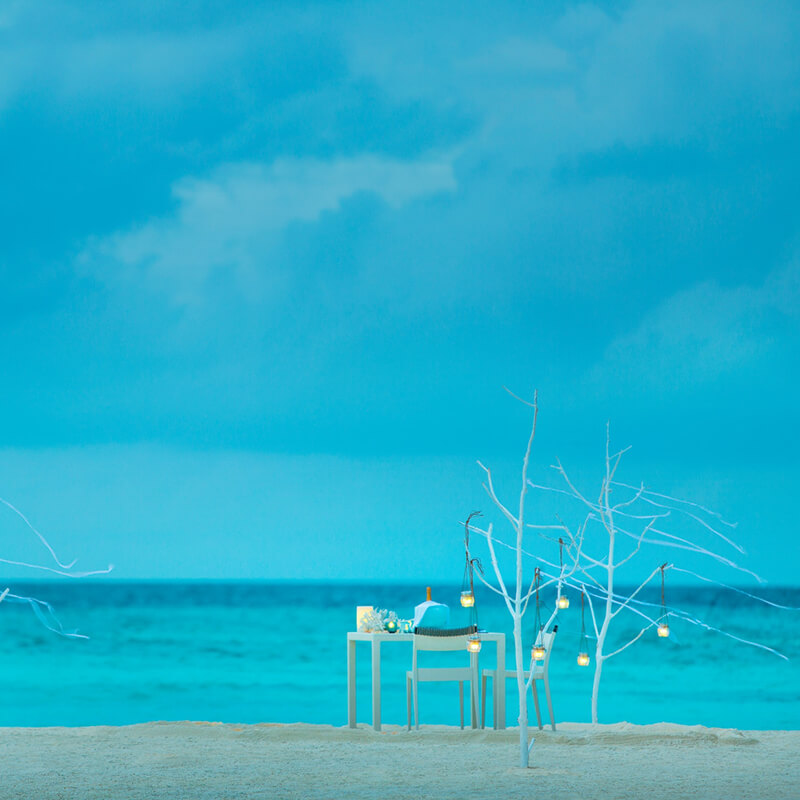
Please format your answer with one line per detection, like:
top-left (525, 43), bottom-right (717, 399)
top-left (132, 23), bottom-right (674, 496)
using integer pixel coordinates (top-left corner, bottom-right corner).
top-left (591, 654), bottom-right (603, 724)
top-left (513, 613), bottom-right (530, 767)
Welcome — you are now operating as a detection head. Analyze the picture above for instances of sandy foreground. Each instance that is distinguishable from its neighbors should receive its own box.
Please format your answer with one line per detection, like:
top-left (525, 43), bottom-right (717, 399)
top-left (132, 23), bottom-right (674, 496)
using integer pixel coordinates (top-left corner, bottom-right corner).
top-left (0, 721), bottom-right (797, 800)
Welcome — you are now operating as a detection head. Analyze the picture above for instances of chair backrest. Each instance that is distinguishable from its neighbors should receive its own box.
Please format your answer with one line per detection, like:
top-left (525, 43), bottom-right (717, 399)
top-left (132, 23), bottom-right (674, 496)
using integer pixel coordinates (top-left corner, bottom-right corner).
top-left (412, 633), bottom-right (477, 675)
top-left (413, 634), bottom-right (473, 653)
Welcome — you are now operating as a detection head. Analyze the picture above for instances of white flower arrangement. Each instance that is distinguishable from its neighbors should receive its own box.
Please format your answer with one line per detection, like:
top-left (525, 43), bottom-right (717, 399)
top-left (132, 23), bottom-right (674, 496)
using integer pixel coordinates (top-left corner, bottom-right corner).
top-left (358, 608), bottom-right (399, 633)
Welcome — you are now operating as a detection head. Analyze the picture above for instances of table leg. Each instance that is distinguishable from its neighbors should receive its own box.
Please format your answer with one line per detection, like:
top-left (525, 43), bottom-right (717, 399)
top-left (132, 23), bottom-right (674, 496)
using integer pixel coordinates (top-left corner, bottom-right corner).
top-left (496, 636), bottom-right (506, 730)
top-left (347, 637), bottom-right (357, 728)
top-left (371, 639), bottom-right (381, 731)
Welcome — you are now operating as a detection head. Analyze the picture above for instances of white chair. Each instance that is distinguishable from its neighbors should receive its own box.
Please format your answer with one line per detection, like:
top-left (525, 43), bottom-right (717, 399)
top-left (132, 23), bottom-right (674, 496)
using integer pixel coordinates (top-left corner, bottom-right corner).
top-left (481, 628), bottom-right (557, 731)
top-left (406, 632), bottom-right (480, 730)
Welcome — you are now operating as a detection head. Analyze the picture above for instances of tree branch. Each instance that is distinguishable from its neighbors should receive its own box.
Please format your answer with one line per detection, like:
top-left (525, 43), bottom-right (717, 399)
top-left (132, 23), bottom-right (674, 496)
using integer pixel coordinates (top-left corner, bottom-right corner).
top-left (484, 523), bottom-right (515, 616)
top-left (615, 518), bottom-right (657, 569)
top-left (583, 584), bottom-right (600, 638)
top-left (479, 467), bottom-right (519, 529)
top-left (610, 562), bottom-right (667, 618)
top-left (604, 625), bottom-right (651, 660)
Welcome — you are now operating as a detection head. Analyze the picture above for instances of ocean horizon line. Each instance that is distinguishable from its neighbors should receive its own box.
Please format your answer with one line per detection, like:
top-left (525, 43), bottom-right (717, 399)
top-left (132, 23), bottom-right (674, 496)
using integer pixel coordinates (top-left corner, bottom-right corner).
top-left (3, 577), bottom-right (799, 591)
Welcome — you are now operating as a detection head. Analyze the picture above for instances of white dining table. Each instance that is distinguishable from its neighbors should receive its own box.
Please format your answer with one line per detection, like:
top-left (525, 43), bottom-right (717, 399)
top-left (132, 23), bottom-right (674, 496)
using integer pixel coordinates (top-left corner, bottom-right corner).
top-left (346, 631), bottom-right (506, 731)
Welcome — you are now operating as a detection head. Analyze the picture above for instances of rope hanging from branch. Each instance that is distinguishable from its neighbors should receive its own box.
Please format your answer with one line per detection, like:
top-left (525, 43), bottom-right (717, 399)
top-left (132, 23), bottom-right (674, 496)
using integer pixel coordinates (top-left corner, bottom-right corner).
top-left (532, 568), bottom-right (546, 661)
top-left (462, 512), bottom-right (483, 652)
top-left (658, 563), bottom-right (671, 638)
top-left (461, 511), bottom-right (483, 608)
top-left (577, 589), bottom-right (590, 666)
top-left (556, 538), bottom-right (569, 609)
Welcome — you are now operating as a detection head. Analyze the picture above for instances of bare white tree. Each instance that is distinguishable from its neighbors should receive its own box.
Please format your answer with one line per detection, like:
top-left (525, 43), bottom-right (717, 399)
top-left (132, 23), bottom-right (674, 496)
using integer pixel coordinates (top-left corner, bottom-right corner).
top-left (530, 426), bottom-right (793, 724)
top-left (1, 496), bottom-right (112, 637)
top-left (465, 392), bottom-right (584, 768)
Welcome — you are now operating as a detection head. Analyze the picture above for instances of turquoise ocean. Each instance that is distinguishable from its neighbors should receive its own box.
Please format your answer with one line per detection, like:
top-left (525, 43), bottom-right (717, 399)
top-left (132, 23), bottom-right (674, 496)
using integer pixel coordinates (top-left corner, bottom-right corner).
top-left (0, 582), bottom-right (798, 730)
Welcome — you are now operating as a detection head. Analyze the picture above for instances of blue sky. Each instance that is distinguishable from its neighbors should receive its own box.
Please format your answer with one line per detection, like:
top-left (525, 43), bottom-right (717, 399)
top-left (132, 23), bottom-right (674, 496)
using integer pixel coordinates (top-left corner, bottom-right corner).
top-left (1, 0), bottom-right (798, 584)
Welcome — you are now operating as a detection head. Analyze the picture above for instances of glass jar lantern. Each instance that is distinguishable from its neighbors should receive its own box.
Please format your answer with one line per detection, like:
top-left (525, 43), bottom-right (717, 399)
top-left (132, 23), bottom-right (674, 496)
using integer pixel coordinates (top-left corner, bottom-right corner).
top-left (467, 635), bottom-right (482, 654)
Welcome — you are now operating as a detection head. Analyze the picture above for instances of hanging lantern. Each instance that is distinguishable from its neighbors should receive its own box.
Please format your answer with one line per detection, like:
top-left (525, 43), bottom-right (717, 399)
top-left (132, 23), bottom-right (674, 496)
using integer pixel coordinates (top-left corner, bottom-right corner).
top-left (467, 635), bottom-right (482, 654)
top-left (556, 541), bottom-right (569, 609)
top-left (657, 564), bottom-right (670, 639)
top-left (577, 590), bottom-right (590, 667)
top-left (461, 511), bottom-right (482, 635)
top-left (530, 567), bottom-right (546, 661)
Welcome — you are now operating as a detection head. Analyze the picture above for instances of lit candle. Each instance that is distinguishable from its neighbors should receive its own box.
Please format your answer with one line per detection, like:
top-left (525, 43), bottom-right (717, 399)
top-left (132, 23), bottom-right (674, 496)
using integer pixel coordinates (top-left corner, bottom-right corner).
top-left (557, 595), bottom-right (569, 610)
top-left (532, 644), bottom-right (546, 661)
top-left (577, 651), bottom-right (590, 667)
top-left (460, 591), bottom-right (475, 608)
top-left (467, 636), bottom-right (482, 653)
top-left (657, 622), bottom-right (670, 638)
top-left (385, 618), bottom-right (398, 634)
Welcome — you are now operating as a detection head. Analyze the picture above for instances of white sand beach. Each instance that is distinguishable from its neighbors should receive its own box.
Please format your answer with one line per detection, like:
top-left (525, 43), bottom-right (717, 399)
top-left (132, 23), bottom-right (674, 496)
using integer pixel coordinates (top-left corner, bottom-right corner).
top-left (1, 721), bottom-right (797, 800)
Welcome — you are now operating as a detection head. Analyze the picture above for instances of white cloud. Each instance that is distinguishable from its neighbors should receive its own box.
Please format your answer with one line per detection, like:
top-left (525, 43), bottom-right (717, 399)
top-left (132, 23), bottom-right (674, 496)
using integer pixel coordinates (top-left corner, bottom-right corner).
top-left (0, 5), bottom-right (320, 111)
top-left (0, 28), bottom-right (240, 112)
top-left (344, 0), bottom-right (800, 169)
top-left (78, 155), bottom-right (457, 305)
top-left (588, 259), bottom-right (799, 390)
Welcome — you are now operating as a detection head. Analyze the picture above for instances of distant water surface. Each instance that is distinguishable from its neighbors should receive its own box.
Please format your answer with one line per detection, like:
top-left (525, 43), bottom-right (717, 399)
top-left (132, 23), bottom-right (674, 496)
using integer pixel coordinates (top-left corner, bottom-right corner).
top-left (0, 582), bottom-right (797, 729)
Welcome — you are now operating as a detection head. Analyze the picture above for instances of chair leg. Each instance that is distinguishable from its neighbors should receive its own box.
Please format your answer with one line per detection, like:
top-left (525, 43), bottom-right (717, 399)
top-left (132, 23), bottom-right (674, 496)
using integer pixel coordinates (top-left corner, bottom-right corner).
top-left (406, 676), bottom-right (411, 731)
top-left (544, 675), bottom-right (556, 731)
top-left (413, 676), bottom-right (420, 730)
top-left (493, 674), bottom-right (499, 729)
top-left (459, 681), bottom-right (464, 729)
top-left (470, 679), bottom-right (478, 729)
top-left (481, 675), bottom-right (487, 729)
top-left (531, 679), bottom-right (543, 730)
